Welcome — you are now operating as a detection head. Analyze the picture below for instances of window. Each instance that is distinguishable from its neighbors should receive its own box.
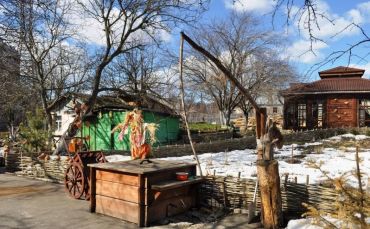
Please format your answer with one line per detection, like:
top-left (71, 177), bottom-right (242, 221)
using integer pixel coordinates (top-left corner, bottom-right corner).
top-left (317, 103), bottom-right (323, 128)
top-left (312, 102), bottom-right (323, 128)
top-left (359, 100), bottom-right (370, 127)
top-left (273, 107), bottom-right (278, 114)
top-left (285, 104), bottom-right (296, 129)
top-left (55, 115), bottom-right (62, 131)
top-left (297, 104), bottom-right (306, 128)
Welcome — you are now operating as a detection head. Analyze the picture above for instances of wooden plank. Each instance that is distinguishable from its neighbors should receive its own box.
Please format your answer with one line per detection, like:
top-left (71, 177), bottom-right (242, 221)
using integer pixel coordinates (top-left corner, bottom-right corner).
top-left (95, 195), bottom-right (139, 224)
top-left (327, 98), bottom-right (357, 128)
top-left (90, 167), bottom-right (96, 213)
top-left (138, 174), bottom-right (145, 227)
top-left (146, 195), bottom-right (194, 223)
top-left (151, 177), bottom-right (204, 191)
top-left (89, 159), bottom-right (197, 174)
top-left (96, 180), bottom-right (140, 203)
top-left (96, 170), bottom-right (139, 186)
top-left (146, 186), bottom-right (191, 205)
top-left (145, 167), bottom-right (195, 188)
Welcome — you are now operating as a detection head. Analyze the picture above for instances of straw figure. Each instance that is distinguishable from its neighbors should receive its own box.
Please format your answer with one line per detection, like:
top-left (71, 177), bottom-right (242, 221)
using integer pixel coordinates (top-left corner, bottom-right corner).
top-left (112, 109), bottom-right (158, 162)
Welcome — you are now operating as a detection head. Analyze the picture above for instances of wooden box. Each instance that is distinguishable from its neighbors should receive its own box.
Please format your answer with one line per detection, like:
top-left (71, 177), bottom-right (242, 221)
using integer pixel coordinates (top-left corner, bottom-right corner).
top-left (89, 160), bottom-right (203, 227)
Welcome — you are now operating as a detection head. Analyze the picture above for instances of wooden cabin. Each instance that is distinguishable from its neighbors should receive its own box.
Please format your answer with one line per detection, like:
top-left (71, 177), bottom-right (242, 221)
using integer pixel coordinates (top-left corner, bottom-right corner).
top-left (49, 93), bottom-right (181, 151)
top-left (281, 66), bottom-right (370, 130)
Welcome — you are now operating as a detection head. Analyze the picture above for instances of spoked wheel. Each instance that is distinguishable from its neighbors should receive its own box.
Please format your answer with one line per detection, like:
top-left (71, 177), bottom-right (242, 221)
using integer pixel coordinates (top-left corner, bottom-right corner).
top-left (64, 162), bottom-right (85, 199)
top-left (95, 153), bottom-right (107, 163)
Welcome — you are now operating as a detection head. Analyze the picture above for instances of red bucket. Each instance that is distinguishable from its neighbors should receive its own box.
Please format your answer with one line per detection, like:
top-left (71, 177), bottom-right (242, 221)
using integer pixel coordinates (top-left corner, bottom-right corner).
top-left (176, 172), bottom-right (188, 181)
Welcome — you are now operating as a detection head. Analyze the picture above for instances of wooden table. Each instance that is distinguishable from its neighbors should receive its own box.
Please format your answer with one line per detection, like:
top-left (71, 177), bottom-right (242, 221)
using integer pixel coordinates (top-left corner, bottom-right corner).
top-left (88, 159), bottom-right (204, 227)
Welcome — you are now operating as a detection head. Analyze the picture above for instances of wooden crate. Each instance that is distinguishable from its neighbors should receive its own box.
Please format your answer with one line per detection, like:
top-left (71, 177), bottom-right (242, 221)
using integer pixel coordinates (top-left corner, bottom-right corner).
top-left (89, 160), bottom-right (203, 227)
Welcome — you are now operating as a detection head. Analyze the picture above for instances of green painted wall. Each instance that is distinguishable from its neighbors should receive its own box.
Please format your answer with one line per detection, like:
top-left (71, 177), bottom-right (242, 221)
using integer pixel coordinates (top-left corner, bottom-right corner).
top-left (80, 110), bottom-right (180, 151)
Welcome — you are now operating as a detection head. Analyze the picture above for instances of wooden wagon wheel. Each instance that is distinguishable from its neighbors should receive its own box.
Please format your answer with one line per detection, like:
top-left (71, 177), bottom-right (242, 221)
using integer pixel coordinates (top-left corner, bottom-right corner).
top-left (95, 152), bottom-right (107, 163)
top-left (64, 162), bottom-right (85, 199)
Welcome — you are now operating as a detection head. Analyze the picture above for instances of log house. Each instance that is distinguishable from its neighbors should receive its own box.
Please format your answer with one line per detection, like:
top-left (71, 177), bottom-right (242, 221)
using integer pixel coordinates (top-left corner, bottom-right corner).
top-left (281, 66), bottom-right (370, 130)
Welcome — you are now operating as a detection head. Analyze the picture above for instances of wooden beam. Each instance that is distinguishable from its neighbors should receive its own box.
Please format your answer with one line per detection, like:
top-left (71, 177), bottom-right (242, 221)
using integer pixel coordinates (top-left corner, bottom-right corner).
top-left (257, 160), bottom-right (283, 229)
top-left (179, 34), bottom-right (203, 177)
top-left (181, 32), bottom-right (261, 114)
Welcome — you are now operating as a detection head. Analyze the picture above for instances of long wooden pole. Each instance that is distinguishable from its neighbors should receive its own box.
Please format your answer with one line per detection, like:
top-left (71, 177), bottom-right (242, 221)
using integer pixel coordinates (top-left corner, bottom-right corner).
top-left (180, 32), bottom-right (282, 228)
top-left (179, 35), bottom-right (203, 177)
top-left (181, 32), bottom-right (260, 115)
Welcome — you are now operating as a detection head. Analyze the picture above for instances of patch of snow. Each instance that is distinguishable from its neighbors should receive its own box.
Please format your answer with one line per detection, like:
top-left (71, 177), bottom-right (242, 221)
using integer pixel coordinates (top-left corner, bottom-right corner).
top-left (49, 155), bottom-right (69, 161)
top-left (286, 218), bottom-right (322, 229)
top-left (355, 135), bottom-right (369, 140)
top-left (106, 155), bottom-right (131, 162)
top-left (328, 136), bottom-right (342, 141)
top-left (328, 134), bottom-right (369, 141)
top-left (303, 142), bottom-right (323, 147)
top-left (107, 134), bottom-right (370, 186)
top-left (286, 216), bottom-right (367, 229)
top-left (341, 133), bottom-right (356, 138)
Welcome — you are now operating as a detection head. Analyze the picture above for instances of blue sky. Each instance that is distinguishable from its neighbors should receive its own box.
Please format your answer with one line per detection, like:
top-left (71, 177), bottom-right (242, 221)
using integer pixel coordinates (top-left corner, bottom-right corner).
top-left (63, 0), bottom-right (370, 82)
top-left (172, 0), bottom-right (370, 80)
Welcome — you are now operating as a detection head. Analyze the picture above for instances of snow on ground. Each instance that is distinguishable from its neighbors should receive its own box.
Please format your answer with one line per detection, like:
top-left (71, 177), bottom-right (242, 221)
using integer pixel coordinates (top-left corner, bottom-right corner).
top-left (106, 134), bottom-right (370, 228)
top-left (105, 154), bottom-right (131, 162)
top-left (107, 134), bottom-right (370, 186)
top-left (286, 217), bottom-right (347, 229)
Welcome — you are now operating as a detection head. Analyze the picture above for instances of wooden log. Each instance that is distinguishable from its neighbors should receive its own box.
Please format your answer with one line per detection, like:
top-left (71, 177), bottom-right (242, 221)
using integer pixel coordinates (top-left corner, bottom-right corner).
top-left (257, 160), bottom-right (283, 229)
top-left (90, 167), bottom-right (96, 213)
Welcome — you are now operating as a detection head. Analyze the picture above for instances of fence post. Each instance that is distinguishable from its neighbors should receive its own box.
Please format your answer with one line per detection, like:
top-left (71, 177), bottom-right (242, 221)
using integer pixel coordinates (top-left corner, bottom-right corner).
top-left (306, 175), bottom-right (309, 185)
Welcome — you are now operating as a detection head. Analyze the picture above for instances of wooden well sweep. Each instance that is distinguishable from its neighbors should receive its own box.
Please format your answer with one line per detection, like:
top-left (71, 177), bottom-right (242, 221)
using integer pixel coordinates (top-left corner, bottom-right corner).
top-left (179, 32), bottom-right (284, 228)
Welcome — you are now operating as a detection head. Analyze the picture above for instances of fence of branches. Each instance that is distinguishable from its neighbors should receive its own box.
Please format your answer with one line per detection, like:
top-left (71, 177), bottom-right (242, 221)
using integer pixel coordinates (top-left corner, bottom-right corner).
top-left (200, 175), bottom-right (338, 215)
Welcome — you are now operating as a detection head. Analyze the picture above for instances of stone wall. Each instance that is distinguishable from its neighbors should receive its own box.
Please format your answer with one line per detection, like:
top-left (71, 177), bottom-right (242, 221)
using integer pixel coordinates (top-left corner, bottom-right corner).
top-left (152, 136), bottom-right (256, 158)
top-left (283, 127), bottom-right (369, 144)
top-left (181, 131), bottom-right (234, 144)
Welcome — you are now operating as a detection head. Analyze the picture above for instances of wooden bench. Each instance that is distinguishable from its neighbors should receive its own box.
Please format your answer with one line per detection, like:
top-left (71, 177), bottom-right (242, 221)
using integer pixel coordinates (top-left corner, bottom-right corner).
top-left (151, 177), bottom-right (204, 191)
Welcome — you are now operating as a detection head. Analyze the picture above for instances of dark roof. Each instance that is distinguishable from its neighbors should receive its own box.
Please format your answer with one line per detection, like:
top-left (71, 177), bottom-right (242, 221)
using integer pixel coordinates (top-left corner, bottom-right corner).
top-left (282, 66), bottom-right (370, 96)
top-left (49, 93), bottom-right (177, 116)
top-left (318, 66), bottom-right (365, 79)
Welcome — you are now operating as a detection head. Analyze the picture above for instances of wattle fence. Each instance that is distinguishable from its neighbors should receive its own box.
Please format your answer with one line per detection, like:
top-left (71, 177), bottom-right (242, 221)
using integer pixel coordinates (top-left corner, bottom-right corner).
top-left (199, 176), bottom-right (338, 216)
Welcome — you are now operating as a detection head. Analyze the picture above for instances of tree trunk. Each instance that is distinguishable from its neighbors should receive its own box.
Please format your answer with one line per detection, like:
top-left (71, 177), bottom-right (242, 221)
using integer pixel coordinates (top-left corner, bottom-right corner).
top-left (225, 113), bottom-right (231, 127)
top-left (257, 160), bottom-right (283, 229)
top-left (221, 110), bottom-right (232, 127)
top-left (40, 88), bottom-right (53, 130)
top-left (219, 111), bottom-right (225, 125)
top-left (243, 111), bottom-right (249, 131)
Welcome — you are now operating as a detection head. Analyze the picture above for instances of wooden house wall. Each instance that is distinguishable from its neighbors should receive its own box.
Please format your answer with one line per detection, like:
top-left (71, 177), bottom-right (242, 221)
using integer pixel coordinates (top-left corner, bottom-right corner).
top-left (283, 94), bottom-right (369, 130)
top-left (326, 97), bottom-right (357, 128)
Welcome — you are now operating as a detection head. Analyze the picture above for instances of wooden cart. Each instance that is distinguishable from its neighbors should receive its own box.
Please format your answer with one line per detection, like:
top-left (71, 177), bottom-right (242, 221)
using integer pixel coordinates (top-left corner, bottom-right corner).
top-left (64, 151), bottom-right (107, 200)
top-left (89, 160), bottom-right (204, 227)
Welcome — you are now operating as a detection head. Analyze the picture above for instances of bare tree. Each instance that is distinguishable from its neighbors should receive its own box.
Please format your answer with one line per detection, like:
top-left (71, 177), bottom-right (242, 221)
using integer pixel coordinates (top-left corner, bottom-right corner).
top-left (0, 0), bottom-right (84, 129)
top-left (103, 45), bottom-right (173, 99)
top-left (238, 51), bottom-right (296, 127)
top-left (271, 0), bottom-right (370, 71)
top-left (77, 0), bottom-right (209, 115)
top-left (0, 41), bottom-right (36, 138)
top-left (185, 12), bottom-right (284, 126)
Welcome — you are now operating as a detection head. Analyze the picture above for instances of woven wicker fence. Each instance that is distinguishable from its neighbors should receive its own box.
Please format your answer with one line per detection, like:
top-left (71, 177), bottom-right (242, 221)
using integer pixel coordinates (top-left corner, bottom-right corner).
top-left (200, 176), bottom-right (338, 215)
top-left (5, 149), bottom-right (69, 182)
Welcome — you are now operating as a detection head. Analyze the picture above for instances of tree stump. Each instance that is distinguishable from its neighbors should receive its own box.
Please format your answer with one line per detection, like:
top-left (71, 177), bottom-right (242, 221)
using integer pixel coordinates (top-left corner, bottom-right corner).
top-left (257, 159), bottom-right (283, 229)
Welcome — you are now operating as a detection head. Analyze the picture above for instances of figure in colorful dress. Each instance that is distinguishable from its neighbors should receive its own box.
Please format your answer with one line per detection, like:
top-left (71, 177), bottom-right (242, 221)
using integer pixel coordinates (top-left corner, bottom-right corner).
top-left (111, 109), bottom-right (158, 161)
